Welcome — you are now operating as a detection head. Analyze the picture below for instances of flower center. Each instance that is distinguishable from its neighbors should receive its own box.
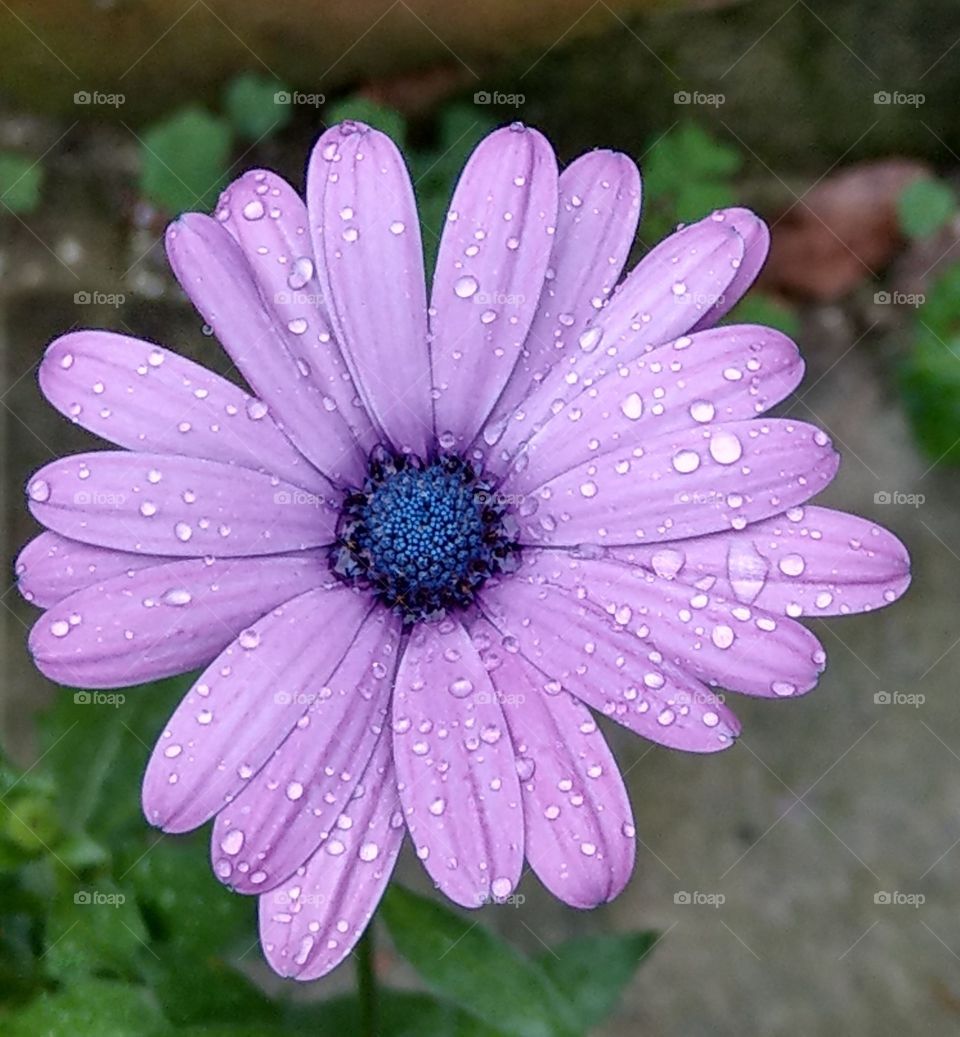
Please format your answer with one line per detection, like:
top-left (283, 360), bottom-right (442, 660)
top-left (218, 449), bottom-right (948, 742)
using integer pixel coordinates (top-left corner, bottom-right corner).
top-left (331, 448), bottom-right (521, 623)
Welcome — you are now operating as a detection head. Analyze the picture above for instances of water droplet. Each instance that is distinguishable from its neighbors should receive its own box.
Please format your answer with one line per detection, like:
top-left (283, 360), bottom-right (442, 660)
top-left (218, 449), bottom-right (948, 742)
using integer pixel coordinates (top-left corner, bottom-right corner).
top-left (709, 430), bottom-right (743, 465)
top-left (672, 449), bottom-right (700, 474)
top-left (454, 275), bottom-right (479, 299)
top-left (449, 677), bottom-right (474, 698)
top-left (221, 829), bottom-right (244, 855)
top-left (174, 522), bottom-right (193, 542)
top-left (620, 392), bottom-right (644, 420)
top-left (778, 553), bottom-right (806, 577)
top-left (28, 479), bottom-right (50, 503)
top-left (242, 200), bottom-right (265, 221)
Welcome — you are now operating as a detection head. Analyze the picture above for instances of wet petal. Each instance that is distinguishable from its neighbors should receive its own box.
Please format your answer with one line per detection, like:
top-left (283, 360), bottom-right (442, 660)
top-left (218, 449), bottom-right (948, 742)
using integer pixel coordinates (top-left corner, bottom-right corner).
top-left (393, 619), bottom-right (524, 908)
top-left (471, 619), bottom-right (636, 906)
top-left (40, 331), bottom-right (328, 494)
top-left (490, 551), bottom-right (825, 699)
top-left (509, 418), bottom-right (839, 547)
top-left (606, 505), bottom-right (911, 616)
top-left (480, 150), bottom-right (640, 446)
top-left (308, 123), bottom-right (432, 455)
top-left (504, 324), bottom-right (803, 491)
top-left (258, 731), bottom-right (402, 981)
top-left (141, 585), bottom-right (369, 833)
top-left (26, 451), bottom-right (338, 556)
top-left (212, 609), bottom-right (400, 893)
top-left (490, 212), bottom-right (746, 463)
top-left (217, 170), bottom-right (379, 457)
top-left (15, 532), bottom-right (176, 609)
top-left (166, 213), bottom-right (365, 484)
top-left (480, 573), bottom-right (740, 751)
top-left (28, 553), bottom-right (330, 688)
top-left (430, 124), bottom-right (559, 449)
top-left (691, 208), bottom-right (769, 329)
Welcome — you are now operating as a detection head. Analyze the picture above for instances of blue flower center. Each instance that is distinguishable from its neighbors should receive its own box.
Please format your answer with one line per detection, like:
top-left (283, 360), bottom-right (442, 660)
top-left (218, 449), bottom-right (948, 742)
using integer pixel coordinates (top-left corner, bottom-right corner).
top-left (331, 449), bottom-right (520, 623)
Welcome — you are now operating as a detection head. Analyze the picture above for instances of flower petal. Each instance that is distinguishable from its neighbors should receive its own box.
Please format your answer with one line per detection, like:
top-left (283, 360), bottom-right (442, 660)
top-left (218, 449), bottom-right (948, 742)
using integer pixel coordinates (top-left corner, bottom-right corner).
top-left (393, 619), bottom-right (524, 908)
top-left (490, 551), bottom-right (825, 699)
top-left (258, 730), bottom-right (402, 981)
top-left (480, 150), bottom-right (640, 444)
top-left (691, 208), bottom-right (769, 329)
top-left (307, 123), bottom-right (432, 455)
top-left (16, 532), bottom-right (175, 609)
top-left (430, 125), bottom-right (559, 449)
top-left (212, 608), bottom-right (400, 894)
top-left (28, 553), bottom-right (330, 688)
top-left (40, 331), bottom-right (328, 494)
top-left (606, 505), bottom-right (911, 616)
top-left (216, 169), bottom-right (380, 458)
top-left (489, 212), bottom-right (746, 463)
top-left (166, 213), bottom-right (365, 484)
top-left (510, 418), bottom-right (839, 547)
top-left (27, 451), bottom-right (337, 556)
top-left (141, 585), bottom-right (369, 833)
top-left (503, 324), bottom-right (803, 491)
top-left (480, 573), bottom-right (740, 752)
top-left (471, 619), bottom-right (636, 907)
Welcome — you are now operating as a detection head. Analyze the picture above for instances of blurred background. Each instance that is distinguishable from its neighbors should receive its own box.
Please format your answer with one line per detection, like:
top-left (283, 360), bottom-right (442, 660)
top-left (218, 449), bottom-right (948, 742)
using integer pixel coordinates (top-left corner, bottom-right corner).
top-left (1, 0), bottom-right (959, 1034)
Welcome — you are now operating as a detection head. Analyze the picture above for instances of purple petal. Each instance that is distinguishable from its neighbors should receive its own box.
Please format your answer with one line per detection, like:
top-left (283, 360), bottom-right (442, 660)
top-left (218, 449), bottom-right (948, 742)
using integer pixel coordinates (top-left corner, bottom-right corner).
top-left (489, 213), bottom-right (746, 464)
top-left (430, 124), bottom-right (559, 449)
top-left (307, 124), bottom-right (432, 455)
top-left (212, 608), bottom-right (400, 894)
top-left (28, 553), bottom-right (330, 688)
top-left (166, 214), bottom-right (365, 484)
top-left (479, 150), bottom-right (640, 445)
top-left (502, 323), bottom-right (803, 491)
top-left (691, 208), bottom-right (770, 329)
top-left (606, 505), bottom-right (911, 616)
top-left (393, 619), bottom-right (524, 908)
top-left (26, 451), bottom-right (337, 556)
top-left (216, 170), bottom-right (380, 458)
top-left (40, 331), bottom-right (328, 494)
top-left (480, 574), bottom-right (740, 752)
top-left (471, 619), bottom-right (635, 906)
top-left (509, 418), bottom-right (839, 547)
top-left (258, 730), bottom-right (402, 981)
top-left (16, 532), bottom-right (176, 609)
top-left (141, 585), bottom-right (368, 833)
top-left (490, 551), bottom-right (825, 699)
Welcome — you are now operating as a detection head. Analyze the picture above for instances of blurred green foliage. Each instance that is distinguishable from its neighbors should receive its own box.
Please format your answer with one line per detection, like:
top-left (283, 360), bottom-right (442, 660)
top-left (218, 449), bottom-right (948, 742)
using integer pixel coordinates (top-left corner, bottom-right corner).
top-left (0, 677), bottom-right (655, 1035)
top-left (139, 108), bottom-right (233, 213)
top-left (0, 152), bottom-right (43, 214)
top-left (223, 73), bottom-right (292, 142)
top-left (901, 262), bottom-right (960, 465)
top-left (897, 177), bottom-right (956, 239)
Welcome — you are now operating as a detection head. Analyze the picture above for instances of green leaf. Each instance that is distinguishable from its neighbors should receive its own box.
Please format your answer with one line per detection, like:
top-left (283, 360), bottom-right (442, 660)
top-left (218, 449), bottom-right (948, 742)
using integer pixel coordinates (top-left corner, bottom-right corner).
top-left (139, 107), bottom-right (233, 214)
top-left (45, 878), bottom-right (150, 982)
top-left (0, 151), bottom-right (43, 213)
top-left (380, 885), bottom-right (578, 1037)
top-left (536, 932), bottom-right (658, 1031)
top-left (325, 96), bottom-right (406, 145)
top-left (224, 72), bottom-right (291, 141)
top-left (726, 292), bottom-right (801, 338)
top-left (897, 177), bottom-right (956, 239)
top-left (3, 979), bottom-right (166, 1037)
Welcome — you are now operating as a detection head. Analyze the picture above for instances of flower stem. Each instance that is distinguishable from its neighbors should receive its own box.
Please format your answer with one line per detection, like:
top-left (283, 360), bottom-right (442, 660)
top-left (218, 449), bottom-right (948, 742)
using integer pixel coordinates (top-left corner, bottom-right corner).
top-left (357, 924), bottom-right (377, 1037)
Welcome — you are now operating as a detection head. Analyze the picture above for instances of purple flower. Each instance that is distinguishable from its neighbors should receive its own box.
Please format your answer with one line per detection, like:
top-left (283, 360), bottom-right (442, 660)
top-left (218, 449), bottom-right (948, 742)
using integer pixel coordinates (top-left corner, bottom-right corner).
top-left (17, 121), bottom-right (910, 980)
